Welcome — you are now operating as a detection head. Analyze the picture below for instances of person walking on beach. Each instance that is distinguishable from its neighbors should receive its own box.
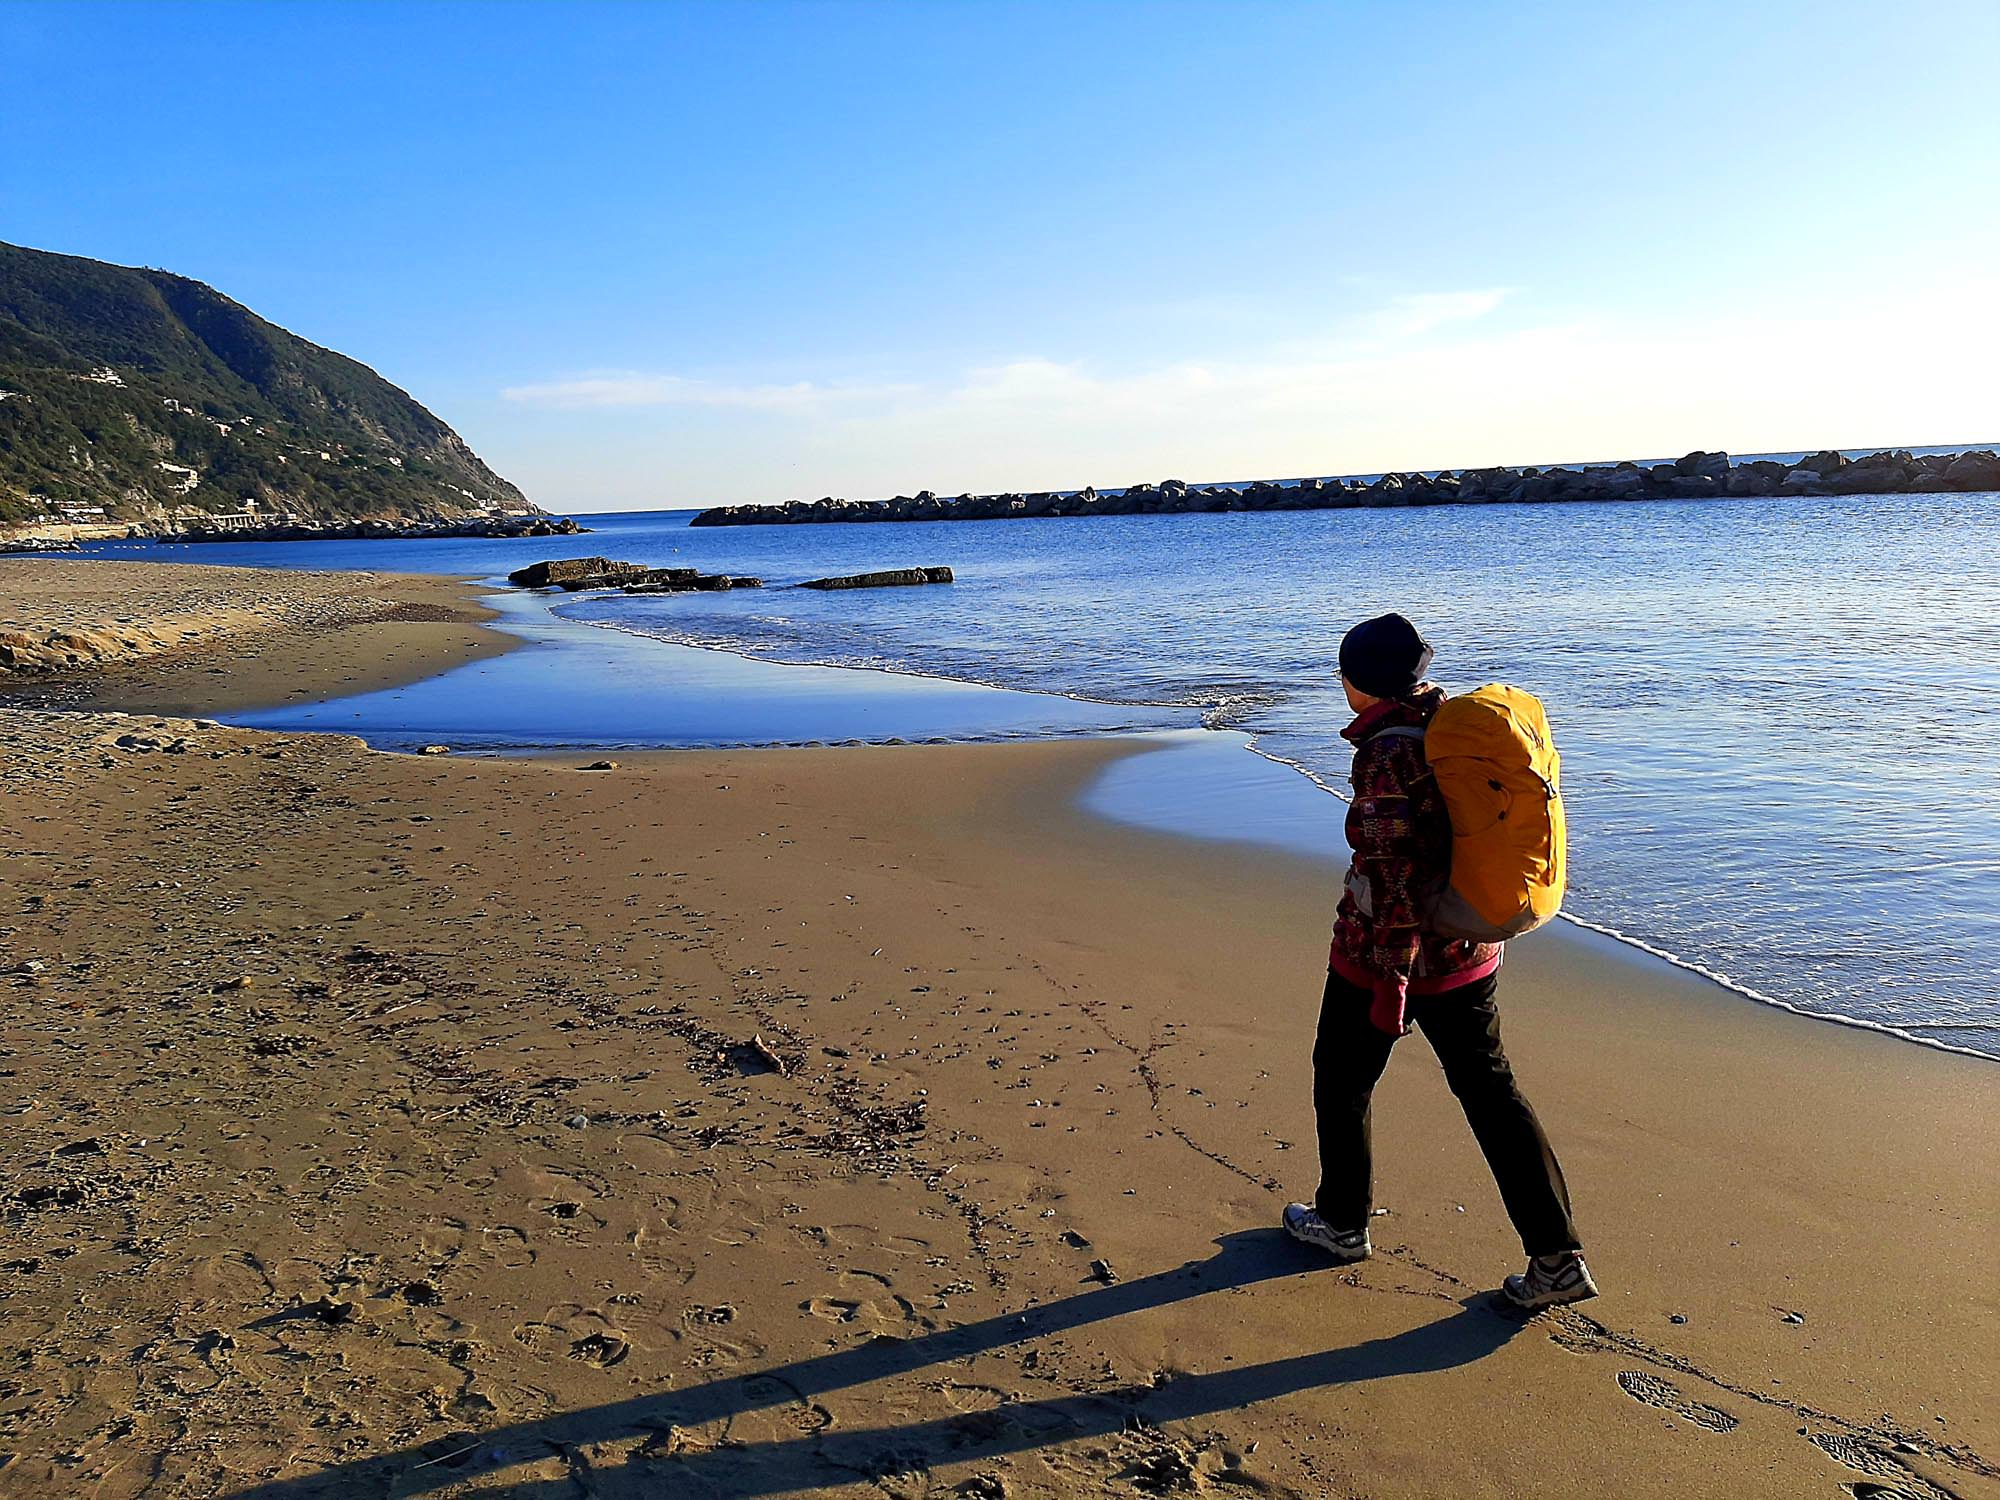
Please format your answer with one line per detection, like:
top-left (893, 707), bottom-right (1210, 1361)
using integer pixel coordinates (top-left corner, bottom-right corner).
top-left (1282, 612), bottom-right (1598, 1310)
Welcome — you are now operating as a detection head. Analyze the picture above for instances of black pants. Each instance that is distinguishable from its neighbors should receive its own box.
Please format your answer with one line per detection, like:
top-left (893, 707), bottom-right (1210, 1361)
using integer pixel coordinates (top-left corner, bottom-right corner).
top-left (1313, 969), bottom-right (1581, 1256)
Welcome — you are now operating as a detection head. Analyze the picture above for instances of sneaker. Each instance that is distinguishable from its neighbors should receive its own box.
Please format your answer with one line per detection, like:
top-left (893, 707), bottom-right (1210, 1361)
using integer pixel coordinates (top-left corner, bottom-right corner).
top-left (1282, 1203), bottom-right (1371, 1262)
top-left (1501, 1251), bottom-right (1599, 1311)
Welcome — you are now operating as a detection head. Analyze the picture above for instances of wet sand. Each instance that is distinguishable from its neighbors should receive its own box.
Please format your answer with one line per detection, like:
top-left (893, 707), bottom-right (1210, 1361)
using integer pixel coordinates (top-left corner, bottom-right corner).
top-left (0, 557), bottom-right (512, 714)
top-left (0, 574), bottom-right (1995, 1498)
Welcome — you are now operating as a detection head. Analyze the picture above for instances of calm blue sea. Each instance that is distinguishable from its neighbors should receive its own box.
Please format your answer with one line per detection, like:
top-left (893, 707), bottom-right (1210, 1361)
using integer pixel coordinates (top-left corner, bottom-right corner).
top-left (80, 486), bottom-right (2000, 1058)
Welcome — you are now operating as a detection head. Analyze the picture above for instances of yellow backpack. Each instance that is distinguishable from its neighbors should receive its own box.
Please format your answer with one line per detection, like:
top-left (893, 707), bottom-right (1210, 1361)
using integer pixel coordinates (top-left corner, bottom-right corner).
top-left (1374, 684), bottom-right (1566, 941)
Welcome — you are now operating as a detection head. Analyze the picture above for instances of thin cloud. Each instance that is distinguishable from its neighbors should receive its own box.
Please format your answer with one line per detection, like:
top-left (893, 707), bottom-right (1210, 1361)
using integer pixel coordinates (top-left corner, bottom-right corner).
top-left (500, 371), bottom-right (913, 411)
top-left (1367, 288), bottom-right (1511, 340)
top-left (499, 290), bottom-right (1508, 414)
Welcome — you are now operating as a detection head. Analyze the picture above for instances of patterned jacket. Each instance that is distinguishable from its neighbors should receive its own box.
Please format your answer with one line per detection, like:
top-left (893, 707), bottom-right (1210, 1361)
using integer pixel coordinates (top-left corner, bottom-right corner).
top-left (1329, 684), bottom-right (1501, 1031)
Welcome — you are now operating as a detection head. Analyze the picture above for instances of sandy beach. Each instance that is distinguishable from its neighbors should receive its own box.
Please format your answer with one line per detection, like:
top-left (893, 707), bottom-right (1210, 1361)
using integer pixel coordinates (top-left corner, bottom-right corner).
top-left (0, 558), bottom-right (512, 715)
top-left (1, 563), bottom-right (1995, 1499)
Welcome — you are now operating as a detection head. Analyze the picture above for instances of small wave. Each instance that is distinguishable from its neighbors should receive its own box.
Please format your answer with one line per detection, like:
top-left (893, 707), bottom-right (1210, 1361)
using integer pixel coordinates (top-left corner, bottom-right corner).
top-left (1197, 690), bottom-right (1295, 730)
top-left (1555, 914), bottom-right (1996, 1062)
top-left (566, 598), bottom-right (1297, 717)
top-left (1238, 732), bottom-right (1355, 803)
top-left (1229, 732), bottom-right (1996, 1063)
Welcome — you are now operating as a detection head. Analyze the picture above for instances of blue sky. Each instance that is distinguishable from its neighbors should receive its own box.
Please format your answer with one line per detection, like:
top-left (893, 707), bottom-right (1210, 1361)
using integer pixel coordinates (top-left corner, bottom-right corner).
top-left (6, 0), bottom-right (1997, 509)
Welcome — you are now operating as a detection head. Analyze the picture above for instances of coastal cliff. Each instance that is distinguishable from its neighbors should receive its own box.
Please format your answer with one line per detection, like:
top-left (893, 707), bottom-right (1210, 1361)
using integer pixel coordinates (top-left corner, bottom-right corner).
top-left (690, 446), bottom-right (2000, 527)
top-left (0, 241), bottom-right (532, 531)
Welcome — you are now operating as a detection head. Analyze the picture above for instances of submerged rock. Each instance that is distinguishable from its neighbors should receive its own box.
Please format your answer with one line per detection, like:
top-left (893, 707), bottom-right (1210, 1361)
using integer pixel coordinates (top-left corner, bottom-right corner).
top-left (621, 572), bottom-right (761, 593)
top-left (798, 567), bottom-right (954, 590)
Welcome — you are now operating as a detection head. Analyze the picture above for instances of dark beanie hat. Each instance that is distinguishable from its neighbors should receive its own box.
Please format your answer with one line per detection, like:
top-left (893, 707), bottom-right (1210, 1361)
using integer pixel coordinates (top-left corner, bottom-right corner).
top-left (1339, 612), bottom-right (1434, 699)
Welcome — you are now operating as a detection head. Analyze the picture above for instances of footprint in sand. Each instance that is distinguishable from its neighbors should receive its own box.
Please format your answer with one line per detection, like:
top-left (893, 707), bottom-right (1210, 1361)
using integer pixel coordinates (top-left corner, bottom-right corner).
top-left (795, 1223), bottom-right (934, 1257)
top-left (415, 1216), bottom-right (475, 1270)
top-left (537, 1198), bottom-right (606, 1230)
top-left (624, 1192), bottom-right (688, 1240)
top-left (625, 1225), bottom-right (696, 1284)
top-left (705, 1216), bottom-right (764, 1248)
top-left (515, 1305), bottom-right (637, 1370)
top-left (803, 1295), bottom-right (869, 1323)
top-left (936, 1380), bottom-right (1014, 1413)
top-left (479, 1225), bottom-right (536, 1269)
top-left (568, 1332), bottom-right (631, 1368)
top-left (677, 1307), bottom-right (762, 1369)
top-left (186, 1251), bottom-right (278, 1308)
top-left (535, 1163), bottom-right (614, 1200)
top-left (1615, 1370), bottom-right (1740, 1432)
top-left (801, 1269), bottom-right (929, 1336)
top-left (740, 1375), bottom-right (836, 1434)
top-left (513, 1318), bottom-right (565, 1355)
top-left (1809, 1433), bottom-right (1953, 1500)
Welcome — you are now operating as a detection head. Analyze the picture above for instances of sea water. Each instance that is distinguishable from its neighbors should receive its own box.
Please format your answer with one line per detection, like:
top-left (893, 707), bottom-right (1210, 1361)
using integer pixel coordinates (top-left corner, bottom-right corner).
top-left (87, 489), bottom-right (2000, 1057)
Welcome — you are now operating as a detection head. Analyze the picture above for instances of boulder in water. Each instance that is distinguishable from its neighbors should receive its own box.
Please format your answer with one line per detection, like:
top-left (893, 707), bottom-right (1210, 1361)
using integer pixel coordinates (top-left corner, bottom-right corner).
top-left (1942, 451), bottom-right (2000, 491)
top-left (797, 567), bottom-right (954, 591)
top-left (1675, 450), bottom-right (1731, 479)
top-left (508, 557), bottom-right (647, 588)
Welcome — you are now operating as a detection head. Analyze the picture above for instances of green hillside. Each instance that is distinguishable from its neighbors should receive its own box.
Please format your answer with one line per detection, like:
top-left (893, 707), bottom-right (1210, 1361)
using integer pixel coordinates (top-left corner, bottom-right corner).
top-left (0, 241), bottom-right (530, 527)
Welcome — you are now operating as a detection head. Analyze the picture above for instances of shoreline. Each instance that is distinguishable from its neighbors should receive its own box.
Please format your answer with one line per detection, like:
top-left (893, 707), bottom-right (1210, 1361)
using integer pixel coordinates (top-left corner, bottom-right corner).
top-left (15, 556), bottom-right (1990, 1067)
top-left (540, 594), bottom-right (2000, 1066)
top-left (2, 709), bottom-right (1994, 1497)
top-left (1105, 731), bottom-right (2000, 1066)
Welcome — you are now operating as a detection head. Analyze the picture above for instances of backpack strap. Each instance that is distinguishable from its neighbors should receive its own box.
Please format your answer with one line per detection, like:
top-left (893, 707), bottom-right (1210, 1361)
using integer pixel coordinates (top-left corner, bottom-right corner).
top-left (1359, 725), bottom-right (1433, 789)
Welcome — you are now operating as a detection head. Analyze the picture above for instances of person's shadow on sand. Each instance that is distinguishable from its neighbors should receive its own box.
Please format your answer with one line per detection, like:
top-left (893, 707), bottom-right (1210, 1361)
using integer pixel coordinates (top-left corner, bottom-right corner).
top-left (227, 1229), bottom-right (1525, 1499)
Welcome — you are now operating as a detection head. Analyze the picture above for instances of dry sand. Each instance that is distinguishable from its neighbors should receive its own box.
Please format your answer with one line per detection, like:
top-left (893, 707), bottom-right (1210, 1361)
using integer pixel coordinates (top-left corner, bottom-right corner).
top-left (0, 568), bottom-right (1995, 1499)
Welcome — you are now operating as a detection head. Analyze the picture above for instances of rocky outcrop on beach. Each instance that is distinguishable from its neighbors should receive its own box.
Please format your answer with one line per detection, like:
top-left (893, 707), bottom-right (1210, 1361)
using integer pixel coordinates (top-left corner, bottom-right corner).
top-left (799, 566), bottom-right (955, 589)
top-left (0, 537), bottom-right (81, 555)
top-left (689, 448), bottom-right (2000, 527)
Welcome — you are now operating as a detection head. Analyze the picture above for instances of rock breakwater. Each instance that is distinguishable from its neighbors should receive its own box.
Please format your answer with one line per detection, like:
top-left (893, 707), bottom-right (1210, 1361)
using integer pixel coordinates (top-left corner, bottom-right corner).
top-left (690, 448), bottom-right (2000, 527)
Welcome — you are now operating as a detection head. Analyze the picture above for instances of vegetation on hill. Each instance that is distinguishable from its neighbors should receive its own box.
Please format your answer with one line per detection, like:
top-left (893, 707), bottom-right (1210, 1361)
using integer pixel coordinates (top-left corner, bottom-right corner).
top-left (0, 241), bottom-right (530, 527)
